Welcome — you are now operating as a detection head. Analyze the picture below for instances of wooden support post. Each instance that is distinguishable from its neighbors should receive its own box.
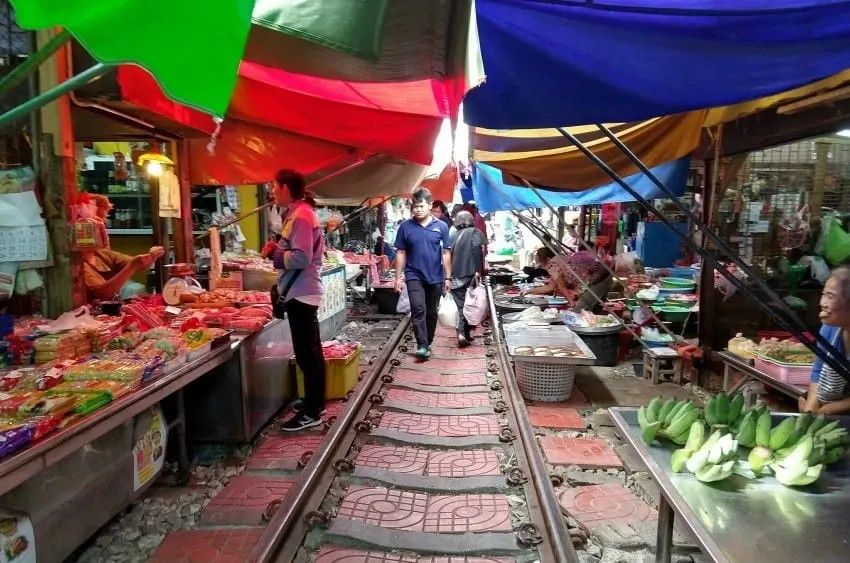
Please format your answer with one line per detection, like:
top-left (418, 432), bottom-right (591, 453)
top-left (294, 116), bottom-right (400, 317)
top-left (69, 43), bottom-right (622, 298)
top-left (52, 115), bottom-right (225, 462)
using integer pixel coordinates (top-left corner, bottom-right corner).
top-left (37, 30), bottom-right (79, 315)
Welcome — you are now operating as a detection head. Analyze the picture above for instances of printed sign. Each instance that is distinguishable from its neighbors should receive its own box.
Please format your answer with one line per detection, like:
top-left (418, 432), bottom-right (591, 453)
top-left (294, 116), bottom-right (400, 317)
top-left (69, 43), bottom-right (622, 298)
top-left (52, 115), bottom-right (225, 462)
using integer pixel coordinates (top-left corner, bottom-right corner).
top-left (133, 404), bottom-right (167, 491)
top-left (0, 509), bottom-right (35, 563)
top-left (213, 270), bottom-right (243, 291)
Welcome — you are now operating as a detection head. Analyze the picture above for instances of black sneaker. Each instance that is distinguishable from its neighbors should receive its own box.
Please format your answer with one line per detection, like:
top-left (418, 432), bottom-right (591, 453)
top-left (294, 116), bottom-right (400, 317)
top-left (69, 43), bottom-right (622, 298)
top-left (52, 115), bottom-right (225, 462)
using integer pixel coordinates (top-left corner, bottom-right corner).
top-left (280, 413), bottom-right (323, 432)
top-left (291, 399), bottom-right (328, 417)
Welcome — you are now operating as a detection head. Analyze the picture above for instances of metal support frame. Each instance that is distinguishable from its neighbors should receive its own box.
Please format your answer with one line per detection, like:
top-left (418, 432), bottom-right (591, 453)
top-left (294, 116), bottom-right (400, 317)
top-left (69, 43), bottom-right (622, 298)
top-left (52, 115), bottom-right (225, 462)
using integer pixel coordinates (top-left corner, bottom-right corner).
top-left (556, 126), bottom-right (850, 380)
top-left (0, 28), bottom-right (71, 98)
top-left (0, 63), bottom-right (109, 128)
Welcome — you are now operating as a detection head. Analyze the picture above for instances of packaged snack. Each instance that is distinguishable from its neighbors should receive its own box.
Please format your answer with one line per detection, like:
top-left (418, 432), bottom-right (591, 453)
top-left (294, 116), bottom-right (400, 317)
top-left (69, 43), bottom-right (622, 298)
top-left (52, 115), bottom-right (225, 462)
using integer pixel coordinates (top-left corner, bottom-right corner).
top-left (48, 380), bottom-right (133, 400)
top-left (18, 393), bottom-right (75, 417)
top-left (0, 426), bottom-right (34, 459)
top-left (0, 393), bottom-right (31, 415)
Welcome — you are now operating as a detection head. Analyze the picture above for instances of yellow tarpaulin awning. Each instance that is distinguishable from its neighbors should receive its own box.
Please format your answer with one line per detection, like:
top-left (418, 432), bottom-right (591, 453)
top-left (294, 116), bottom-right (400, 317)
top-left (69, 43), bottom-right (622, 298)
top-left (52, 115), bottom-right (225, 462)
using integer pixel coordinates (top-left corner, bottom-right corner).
top-left (471, 111), bottom-right (706, 191)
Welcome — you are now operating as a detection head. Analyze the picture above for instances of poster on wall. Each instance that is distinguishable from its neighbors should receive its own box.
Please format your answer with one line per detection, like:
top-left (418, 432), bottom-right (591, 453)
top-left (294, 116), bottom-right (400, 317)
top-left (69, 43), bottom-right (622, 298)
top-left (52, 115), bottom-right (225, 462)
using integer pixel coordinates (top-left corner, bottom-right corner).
top-left (133, 404), bottom-right (168, 491)
top-left (0, 509), bottom-right (35, 563)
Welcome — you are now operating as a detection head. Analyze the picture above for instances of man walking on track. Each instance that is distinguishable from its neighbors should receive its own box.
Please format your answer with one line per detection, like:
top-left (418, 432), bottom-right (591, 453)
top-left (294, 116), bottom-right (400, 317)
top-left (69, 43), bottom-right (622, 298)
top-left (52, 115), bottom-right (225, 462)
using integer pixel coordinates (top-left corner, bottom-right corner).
top-left (394, 187), bottom-right (452, 360)
top-left (270, 169), bottom-right (327, 431)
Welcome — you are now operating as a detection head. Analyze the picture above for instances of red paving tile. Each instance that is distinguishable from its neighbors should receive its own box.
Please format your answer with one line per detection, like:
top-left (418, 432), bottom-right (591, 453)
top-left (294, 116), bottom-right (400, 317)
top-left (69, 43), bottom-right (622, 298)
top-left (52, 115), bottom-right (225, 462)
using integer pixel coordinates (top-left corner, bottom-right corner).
top-left (355, 446), bottom-right (502, 477)
top-left (337, 487), bottom-right (511, 533)
top-left (401, 358), bottom-right (487, 373)
top-left (432, 335), bottom-right (486, 348)
top-left (429, 345), bottom-right (487, 358)
top-left (356, 445), bottom-right (429, 474)
top-left (338, 486), bottom-right (428, 530)
top-left (199, 475), bottom-right (294, 526)
top-left (378, 412), bottom-right (500, 437)
top-left (386, 388), bottom-right (492, 409)
top-left (425, 450), bottom-right (502, 477)
top-left (527, 405), bottom-right (586, 430)
top-left (424, 494), bottom-right (512, 532)
top-left (315, 546), bottom-right (514, 562)
top-left (149, 528), bottom-right (262, 563)
top-left (245, 435), bottom-right (324, 470)
top-left (558, 484), bottom-right (655, 528)
top-left (539, 436), bottom-right (622, 469)
top-left (393, 369), bottom-right (487, 388)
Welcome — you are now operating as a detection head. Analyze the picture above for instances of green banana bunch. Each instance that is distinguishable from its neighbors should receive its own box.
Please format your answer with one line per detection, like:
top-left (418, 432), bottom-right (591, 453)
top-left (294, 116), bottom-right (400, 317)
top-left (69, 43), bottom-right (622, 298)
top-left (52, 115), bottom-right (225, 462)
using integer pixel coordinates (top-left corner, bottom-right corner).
top-left (684, 431), bottom-right (738, 483)
top-left (670, 421), bottom-right (706, 472)
top-left (638, 398), bottom-right (698, 445)
top-left (703, 392), bottom-right (745, 432)
top-left (771, 435), bottom-right (824, 487)
top-left (748, 446), bottom-right (774, 476)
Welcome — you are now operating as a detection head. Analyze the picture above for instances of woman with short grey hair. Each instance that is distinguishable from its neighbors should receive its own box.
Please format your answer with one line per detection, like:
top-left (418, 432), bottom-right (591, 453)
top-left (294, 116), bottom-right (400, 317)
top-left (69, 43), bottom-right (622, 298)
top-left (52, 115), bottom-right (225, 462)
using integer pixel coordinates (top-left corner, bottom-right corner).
top-left (800, 266), bottom-right (850, 414)
top-left (449, 211), bottom-right (486, 347)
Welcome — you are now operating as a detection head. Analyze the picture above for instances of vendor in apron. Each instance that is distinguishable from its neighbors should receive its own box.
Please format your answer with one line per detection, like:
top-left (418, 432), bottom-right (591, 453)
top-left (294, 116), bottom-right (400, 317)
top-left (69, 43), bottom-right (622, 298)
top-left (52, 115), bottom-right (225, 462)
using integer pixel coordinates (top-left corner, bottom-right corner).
top-left (81, 195), bottom-right (164, 301)
top-left (525, 247), bottom-right (613, 313)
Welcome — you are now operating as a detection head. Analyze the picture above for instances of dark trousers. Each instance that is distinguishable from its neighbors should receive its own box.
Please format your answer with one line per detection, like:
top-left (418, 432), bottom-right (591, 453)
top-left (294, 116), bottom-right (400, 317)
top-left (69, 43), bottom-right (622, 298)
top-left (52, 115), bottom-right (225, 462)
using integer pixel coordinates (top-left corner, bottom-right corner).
top-left (451, 281), bottom-right (472, 339)
top-left (285, 299), bottom-right (326, 417)
top-left (406, 279), bottom-right (442, 348)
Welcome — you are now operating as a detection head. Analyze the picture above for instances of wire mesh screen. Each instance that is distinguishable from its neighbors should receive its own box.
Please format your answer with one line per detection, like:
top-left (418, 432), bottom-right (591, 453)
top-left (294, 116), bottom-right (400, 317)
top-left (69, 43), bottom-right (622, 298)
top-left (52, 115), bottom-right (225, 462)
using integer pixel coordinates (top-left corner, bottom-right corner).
top-left (706, 138), bottom-right (850, 274)
top-left (0, 0), bottom-right (33, 166)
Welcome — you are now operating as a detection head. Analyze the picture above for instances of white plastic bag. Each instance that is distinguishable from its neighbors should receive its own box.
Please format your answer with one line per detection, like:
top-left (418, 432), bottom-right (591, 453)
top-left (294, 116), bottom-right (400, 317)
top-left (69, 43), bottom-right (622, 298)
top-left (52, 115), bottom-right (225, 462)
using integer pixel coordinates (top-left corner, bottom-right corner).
top-left (463, 282), bottom-right (489, 326)
top-left (396, 284), bottom-right (411, 314)
top-left (438, 294), bottom-right (458, 328)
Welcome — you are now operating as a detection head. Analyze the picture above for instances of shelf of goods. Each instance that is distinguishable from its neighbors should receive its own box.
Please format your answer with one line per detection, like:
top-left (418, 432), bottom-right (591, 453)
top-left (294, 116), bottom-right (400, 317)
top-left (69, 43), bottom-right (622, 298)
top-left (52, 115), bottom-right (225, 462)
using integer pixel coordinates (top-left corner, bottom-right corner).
top-left (609, 406), bottom-right (850, 563)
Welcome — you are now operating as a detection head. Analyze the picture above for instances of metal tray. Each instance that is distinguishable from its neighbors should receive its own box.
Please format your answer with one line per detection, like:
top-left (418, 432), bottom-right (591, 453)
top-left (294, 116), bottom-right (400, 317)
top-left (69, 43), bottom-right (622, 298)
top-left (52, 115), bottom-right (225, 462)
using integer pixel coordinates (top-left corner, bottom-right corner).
top-left (503, 311), bottom-right (562, 324)
top-left (505, 332), bottom-right (596, 365)
top-left (569, 323), bottom-right (623, 335)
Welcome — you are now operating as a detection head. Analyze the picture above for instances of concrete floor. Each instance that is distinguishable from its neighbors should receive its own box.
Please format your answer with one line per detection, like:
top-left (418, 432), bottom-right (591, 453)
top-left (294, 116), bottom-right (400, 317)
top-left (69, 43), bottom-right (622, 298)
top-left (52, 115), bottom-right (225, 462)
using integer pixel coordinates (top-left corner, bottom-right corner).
top-left (575, 364), bottom-right (699, 407)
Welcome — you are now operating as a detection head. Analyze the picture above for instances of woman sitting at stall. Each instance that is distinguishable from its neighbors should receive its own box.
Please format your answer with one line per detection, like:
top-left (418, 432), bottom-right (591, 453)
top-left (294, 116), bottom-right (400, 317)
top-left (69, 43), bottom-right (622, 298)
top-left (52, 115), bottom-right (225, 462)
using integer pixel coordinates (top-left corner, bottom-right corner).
top-left (524, 247), bottom-right (613, 313)
top-left (799, 266), bottom-right (850, 415)
top-left (450, 211), bottom-right (486, 347)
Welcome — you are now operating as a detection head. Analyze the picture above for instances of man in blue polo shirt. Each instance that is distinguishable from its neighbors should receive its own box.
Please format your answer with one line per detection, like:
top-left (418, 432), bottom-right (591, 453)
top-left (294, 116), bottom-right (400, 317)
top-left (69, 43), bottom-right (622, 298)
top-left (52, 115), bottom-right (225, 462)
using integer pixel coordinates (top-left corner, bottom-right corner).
top-left (394, 187), bottom-right (452, 359)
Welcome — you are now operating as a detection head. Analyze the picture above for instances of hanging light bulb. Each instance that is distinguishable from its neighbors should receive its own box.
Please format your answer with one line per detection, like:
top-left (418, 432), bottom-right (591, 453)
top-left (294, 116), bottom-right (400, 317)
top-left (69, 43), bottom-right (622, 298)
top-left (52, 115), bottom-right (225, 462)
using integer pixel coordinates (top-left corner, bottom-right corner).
top-left (146, 160), bottom-right (163, 177)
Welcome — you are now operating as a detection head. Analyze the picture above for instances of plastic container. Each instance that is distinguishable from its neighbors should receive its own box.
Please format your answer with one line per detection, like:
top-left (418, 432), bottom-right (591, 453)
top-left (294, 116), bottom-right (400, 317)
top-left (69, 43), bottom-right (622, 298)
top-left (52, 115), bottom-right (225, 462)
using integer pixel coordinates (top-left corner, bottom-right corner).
top-left (514, 361), bottom-right (576, 402)
top-left (756, 330), bottom-right (815, 343)
top-left (296, 345), bottom-right (360, 400)
top-left (657, 306), bottom-right (692, 323)
top-left (659, 277), bottom-right (696, 290)
top-left (754, 355), bottom-right (812, 386)
top-left (570, 326), bottom-right (621, 367)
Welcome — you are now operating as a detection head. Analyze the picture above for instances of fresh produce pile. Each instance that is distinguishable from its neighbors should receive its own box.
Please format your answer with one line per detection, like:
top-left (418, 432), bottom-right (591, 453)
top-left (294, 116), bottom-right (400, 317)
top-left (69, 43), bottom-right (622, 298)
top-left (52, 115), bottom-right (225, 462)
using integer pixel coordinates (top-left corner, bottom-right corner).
top-left (756, 338), bottom-right (815, 365)
top-left (637, 393), bottom-right (848, 489)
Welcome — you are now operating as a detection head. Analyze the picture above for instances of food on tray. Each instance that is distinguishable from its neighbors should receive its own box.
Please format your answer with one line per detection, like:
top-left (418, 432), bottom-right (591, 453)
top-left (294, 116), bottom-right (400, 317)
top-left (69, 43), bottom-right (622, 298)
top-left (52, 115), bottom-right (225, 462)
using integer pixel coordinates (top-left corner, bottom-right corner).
top-left (516, 306), bottom-right (561, 322)
top-left (5, 534), bottom-right (29, 559)
top-left (236, 291), bottom-right (271, 304)
top-left (0, 518), bottom-right (16, 537)
top-left (755, 338), bottom-right (815, 365)
top-left (513, 345), bottom-right (585, 357)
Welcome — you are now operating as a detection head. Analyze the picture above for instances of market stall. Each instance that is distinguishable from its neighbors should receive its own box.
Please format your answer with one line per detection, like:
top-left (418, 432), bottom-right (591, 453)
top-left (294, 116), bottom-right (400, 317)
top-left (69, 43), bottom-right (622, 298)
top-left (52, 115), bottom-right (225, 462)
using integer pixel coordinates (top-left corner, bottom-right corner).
top-left (609, 404), bottom-right (849, 563)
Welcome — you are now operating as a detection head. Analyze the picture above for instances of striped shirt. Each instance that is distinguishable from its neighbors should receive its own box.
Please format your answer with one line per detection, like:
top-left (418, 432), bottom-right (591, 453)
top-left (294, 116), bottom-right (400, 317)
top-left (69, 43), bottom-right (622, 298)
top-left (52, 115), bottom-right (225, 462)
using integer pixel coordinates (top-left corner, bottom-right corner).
top-left (812, 325), bottom-right (850, 403)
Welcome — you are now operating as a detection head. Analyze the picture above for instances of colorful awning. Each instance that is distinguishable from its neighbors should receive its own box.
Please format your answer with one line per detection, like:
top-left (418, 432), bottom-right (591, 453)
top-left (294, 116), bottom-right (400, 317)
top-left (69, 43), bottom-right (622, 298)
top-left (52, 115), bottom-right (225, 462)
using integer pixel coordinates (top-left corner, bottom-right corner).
top-left (465, 0), bottom-right (850, 128)
top-left (471, 112), bottom-right (705, 191)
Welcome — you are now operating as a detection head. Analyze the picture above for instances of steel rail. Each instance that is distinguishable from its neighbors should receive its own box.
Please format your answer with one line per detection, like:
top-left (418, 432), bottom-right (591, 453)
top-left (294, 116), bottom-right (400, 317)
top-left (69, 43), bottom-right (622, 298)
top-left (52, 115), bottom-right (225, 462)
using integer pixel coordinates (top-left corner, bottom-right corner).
top-left (486, 280), bottom-right (579, 563)
top-left (252, 316), bottom-right (410, 563)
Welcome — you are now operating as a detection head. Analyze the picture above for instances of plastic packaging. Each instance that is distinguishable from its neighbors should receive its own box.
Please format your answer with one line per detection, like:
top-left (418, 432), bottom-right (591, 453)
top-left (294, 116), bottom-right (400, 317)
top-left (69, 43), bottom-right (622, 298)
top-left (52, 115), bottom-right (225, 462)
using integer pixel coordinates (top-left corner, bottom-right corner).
top-left (437, 294), bottom-right (458, 328)
top-left (728, 333), bottom-right (757, 360)
top-left (0, 426), bottom-right (33, 459)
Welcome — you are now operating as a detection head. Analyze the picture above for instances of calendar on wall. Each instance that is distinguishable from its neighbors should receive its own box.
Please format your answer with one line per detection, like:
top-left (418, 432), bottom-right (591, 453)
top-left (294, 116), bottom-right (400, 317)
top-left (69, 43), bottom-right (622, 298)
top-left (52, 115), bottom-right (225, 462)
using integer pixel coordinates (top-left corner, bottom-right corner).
top-left (318, 267), bottom-right (346, 323)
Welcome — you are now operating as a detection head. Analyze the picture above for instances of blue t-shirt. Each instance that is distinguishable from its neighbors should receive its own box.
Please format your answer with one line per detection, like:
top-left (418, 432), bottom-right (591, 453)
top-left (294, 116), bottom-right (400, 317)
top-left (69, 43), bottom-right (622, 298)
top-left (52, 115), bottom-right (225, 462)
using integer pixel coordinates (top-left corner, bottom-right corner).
top-left (395, 217), bottom-right (451, 284)
top-left (811, 325), bottom-right (850, 402)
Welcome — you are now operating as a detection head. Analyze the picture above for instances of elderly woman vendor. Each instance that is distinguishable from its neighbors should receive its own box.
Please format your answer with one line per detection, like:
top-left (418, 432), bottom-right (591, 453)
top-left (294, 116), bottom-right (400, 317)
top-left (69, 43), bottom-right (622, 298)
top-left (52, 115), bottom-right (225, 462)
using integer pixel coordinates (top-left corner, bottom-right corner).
top-left (524, 247), bottom-right (613, 312)
top-left (799, 266), bottom-right (850, 415)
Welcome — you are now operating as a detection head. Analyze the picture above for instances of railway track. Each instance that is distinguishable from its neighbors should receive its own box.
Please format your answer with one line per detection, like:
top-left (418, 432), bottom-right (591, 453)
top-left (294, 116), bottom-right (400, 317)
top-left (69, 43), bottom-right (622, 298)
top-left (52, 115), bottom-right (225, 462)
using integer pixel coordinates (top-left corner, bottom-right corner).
top-left (249, 285), bottom-right (578, 563)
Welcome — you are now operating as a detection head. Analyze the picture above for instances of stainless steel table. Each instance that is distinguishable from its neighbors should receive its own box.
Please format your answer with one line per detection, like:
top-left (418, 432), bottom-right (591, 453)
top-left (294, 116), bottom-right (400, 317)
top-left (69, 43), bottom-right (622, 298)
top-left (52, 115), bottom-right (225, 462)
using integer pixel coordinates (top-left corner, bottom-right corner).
top-left (718, 350), bottom-right (806, 406)
top-left (609, 406), bottom-right (850, 563)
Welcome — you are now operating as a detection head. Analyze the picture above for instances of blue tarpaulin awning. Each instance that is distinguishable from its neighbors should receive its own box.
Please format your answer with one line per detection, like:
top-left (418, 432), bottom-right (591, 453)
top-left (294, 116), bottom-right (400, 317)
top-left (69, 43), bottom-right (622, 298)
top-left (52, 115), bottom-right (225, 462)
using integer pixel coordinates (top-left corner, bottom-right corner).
top-left (471, 158), bottom-right (690, 213)
top-left (465, 0), bottom-right (850, 128)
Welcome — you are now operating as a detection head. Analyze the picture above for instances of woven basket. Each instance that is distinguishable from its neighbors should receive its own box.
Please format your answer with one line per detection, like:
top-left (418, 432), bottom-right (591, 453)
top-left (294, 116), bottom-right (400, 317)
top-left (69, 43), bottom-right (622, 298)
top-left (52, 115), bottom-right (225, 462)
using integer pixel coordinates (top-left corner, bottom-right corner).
top-left (515, 360), bottom-right (576, 402)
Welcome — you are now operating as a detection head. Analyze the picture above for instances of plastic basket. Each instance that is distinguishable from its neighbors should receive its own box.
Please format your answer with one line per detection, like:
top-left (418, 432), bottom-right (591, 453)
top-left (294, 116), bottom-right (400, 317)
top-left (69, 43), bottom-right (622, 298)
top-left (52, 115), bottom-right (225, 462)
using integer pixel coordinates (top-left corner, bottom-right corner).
top-left (514, 359), bottom-right (576, 402)
top-left (754, 355), bottom-right (811, 386)
top-left (296, 345), bottom-right (360, 400)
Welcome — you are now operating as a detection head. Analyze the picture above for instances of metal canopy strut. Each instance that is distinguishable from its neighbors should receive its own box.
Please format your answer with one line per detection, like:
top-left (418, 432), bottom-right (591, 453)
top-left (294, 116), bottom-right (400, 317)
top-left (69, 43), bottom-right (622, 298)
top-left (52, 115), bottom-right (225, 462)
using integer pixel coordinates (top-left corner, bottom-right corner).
top-left (556, 126), bottom-right (850, 381)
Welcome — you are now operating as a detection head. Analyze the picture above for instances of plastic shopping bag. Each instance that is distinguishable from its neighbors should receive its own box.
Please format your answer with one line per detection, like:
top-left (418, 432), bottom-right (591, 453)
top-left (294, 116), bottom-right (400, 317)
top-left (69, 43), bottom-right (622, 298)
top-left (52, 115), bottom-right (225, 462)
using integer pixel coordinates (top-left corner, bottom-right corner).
top-left (396, 284), bottom-right (411, 314)
top-left (463, 281), bottom-right (489, 326)
top-left (438, 294), bottom-right (458, 328)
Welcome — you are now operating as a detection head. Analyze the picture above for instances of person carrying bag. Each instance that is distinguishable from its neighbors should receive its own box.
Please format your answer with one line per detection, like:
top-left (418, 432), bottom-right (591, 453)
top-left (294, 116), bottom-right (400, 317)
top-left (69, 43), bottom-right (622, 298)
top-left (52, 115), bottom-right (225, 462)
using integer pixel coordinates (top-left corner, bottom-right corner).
top-left (449, 211), bottom-right (486, 347)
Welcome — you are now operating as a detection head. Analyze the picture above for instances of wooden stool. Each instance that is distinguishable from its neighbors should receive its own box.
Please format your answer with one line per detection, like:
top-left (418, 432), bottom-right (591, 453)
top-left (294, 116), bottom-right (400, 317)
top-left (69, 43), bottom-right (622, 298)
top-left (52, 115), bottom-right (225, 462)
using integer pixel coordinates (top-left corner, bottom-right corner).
top-left (643, 347), bottom-right (683, 384)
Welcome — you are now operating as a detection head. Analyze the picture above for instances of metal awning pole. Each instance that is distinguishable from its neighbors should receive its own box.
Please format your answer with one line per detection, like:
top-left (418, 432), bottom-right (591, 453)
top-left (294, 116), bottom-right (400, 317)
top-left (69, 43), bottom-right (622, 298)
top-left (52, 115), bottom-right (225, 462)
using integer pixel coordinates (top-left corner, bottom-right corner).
top-left (0, 28), bottom-right (72, 97)
top-left (0, 63), bottom-right (109, 128)
top-left (557, 126), bottom-right (850, 379)
top-left (595, 123), bottom-right (850, 376)
top-left (194, 155), bottom-right (380, 241)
